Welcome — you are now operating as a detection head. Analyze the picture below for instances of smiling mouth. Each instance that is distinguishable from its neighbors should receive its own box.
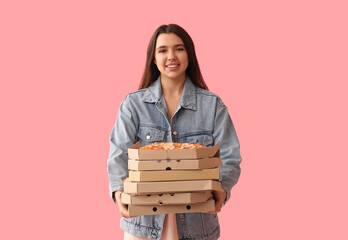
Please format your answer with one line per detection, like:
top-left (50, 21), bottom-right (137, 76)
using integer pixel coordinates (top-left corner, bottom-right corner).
top-left (167, 64), bottom-right (180, 68)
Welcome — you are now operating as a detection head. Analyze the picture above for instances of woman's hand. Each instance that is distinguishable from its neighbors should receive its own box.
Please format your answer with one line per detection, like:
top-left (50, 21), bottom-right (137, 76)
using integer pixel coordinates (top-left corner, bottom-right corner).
top-left (203, 190), bottom-right (227, 214)
top-left (115, 191), bottom-right (134, 218)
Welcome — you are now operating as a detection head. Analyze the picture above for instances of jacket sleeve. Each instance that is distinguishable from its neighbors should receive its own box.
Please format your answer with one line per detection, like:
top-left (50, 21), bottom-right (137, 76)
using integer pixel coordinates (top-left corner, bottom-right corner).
top-left (213, 99), bottom-right (242, 204)
top-left (107, 95), bottom-right (138, 201)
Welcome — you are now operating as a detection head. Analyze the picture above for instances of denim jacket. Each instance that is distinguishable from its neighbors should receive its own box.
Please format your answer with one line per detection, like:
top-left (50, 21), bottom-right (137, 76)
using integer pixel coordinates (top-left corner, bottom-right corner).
top-left (107, 76), bottom-right (242, 240)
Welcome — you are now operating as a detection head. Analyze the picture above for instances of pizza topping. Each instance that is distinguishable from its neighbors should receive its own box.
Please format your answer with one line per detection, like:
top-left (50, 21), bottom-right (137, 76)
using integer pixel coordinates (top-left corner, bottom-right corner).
top-left (140, 142), bottom-right (206, 151)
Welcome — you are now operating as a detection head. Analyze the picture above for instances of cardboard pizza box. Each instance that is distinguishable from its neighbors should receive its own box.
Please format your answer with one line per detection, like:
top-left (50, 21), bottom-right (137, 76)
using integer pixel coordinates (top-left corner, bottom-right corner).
top-left (121, 191), bottom-right (212, 205)
top-left (128, 168), bottom-right (220, 182)
top-left (128, 157), bottom-right (222, 171)
top-left (123, 179), bottom-right (224, 194)
top-left (128, 142), bottom-right (220, 160)
top-left (127, 198), bottom-right (215, 217)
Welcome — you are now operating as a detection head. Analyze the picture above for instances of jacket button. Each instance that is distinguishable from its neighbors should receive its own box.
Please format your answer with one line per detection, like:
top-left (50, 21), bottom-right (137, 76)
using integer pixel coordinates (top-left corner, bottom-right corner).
top-left (179, 214), bottom-right (184, 219)
top-left (146, 135), bottom-right (151, 140)
top-left (172, 131), bottom-right (178, 136)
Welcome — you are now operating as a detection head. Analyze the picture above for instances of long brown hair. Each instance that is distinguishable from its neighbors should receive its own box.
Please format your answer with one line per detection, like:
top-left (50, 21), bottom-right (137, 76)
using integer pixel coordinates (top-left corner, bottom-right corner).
top-left (139, 24), bottom-right (208, 90)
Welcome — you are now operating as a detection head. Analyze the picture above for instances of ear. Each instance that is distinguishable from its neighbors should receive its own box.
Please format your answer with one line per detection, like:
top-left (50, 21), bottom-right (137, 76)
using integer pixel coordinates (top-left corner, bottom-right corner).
top-left (154, 59), bottom-right (157, 65)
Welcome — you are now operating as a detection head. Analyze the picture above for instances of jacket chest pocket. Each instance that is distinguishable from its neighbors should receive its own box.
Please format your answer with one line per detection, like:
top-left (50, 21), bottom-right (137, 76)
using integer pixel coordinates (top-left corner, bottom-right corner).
top-left (137, 126), bottom-right (165, 146)
top-left (183, 133), bottom-right (214, 147)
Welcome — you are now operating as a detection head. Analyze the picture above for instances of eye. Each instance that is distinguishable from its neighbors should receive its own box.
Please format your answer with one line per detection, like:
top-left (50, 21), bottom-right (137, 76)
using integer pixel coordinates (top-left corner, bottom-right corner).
top-left (176, 47), bottom-right (185, 51)
top-left (158, 49), bottom-right (166, 53)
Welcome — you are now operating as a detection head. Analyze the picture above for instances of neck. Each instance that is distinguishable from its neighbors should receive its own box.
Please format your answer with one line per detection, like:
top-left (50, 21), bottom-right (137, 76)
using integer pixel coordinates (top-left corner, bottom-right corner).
top-left (161, 75), bottom-right (186, 96)
top-left (160, 74), bottom-right (186, 96)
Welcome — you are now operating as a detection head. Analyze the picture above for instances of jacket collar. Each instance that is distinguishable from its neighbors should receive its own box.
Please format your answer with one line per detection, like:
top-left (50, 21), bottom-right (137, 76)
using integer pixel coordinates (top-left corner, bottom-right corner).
top-left (142, 75), bottom-right (197, 111)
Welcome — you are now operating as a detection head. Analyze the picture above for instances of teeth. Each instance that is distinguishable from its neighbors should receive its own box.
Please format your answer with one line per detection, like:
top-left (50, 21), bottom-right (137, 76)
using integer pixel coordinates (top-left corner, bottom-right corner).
top-left (167, 65), bottom-right (179, 68)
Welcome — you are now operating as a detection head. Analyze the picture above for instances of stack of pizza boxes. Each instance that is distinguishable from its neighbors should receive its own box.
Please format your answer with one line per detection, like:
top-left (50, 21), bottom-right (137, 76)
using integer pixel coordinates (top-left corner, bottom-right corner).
top-left (121, 142), bottom-right (224, 217)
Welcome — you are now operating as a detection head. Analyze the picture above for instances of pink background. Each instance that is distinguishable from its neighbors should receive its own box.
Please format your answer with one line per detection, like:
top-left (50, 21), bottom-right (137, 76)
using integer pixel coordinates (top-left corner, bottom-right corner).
top-left (1, 0), bottom-right (347, 239)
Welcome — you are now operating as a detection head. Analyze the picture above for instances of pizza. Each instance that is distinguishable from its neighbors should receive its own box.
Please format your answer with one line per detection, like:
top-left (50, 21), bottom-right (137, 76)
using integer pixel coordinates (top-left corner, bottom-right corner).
top-left (140, 142), bottom-right (206, 151)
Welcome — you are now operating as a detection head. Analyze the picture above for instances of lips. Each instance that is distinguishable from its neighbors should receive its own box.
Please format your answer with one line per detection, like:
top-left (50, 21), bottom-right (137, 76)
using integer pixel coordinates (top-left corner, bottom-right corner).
top-left (166, 63), bottom-right (180, 70)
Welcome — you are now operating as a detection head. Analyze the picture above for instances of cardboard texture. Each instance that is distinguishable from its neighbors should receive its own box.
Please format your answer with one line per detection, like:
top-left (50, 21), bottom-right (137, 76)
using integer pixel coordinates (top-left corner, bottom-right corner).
top-left (127, 198), bottom-right (215, 217)
top-left (128, 142), bottom-right (220, 160)
top-left (128, 157), bottom-right (222, 171)
top-left (121, 191), bottom-right (212, 205)
top-left (124, 179), bottom-right (224, 194)
top-left (124, 142), bottom-right (223, 216)
top-left (128, 168), bottom-right (220, 182)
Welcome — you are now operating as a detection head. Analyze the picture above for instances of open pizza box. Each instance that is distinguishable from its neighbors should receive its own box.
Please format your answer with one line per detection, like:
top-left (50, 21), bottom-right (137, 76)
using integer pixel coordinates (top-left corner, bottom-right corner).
top-left (128, 168), bottom-right (220, 182)
top-left (128, 142), bottom-right (220, 160)
top-left (121, 191), bottom-right (212, 205)
top-left (127, 198), bottom-right (215, 217)
top-left (123, 179), bottom-right (224, 194)
top-left (128, 157), bottom-right (222, 171)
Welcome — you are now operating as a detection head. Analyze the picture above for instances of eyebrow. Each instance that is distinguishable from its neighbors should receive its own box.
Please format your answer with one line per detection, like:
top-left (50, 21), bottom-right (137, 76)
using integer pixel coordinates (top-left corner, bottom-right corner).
top-left (156, 44), bottom-right (185, 50)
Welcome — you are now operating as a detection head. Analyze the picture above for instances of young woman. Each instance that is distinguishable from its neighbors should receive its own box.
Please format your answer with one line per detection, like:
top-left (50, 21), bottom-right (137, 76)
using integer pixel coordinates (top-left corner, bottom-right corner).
top-left (107, 24), bottom-right (242, 240)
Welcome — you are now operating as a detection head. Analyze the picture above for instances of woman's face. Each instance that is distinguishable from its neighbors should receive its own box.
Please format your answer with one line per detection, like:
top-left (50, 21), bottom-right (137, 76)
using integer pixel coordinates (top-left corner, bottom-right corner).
top-left (154, 33), bottom-right (188, 82)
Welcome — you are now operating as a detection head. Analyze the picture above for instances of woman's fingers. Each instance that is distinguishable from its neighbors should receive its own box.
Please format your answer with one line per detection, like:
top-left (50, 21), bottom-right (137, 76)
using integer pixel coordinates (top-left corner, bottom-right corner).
top-left (115, 191), bottom-right (132, 218)
top-left (213, 190), bottom-right (226, 212)
top-left (202, 200), bottom-right (222, 214)
top-left (203, 190), bottom-right (227, 214)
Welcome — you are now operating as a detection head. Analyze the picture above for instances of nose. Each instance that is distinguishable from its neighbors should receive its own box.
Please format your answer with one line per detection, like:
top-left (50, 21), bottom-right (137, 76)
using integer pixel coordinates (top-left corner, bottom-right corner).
top-left (167, 49), bottom-right (176, 61)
